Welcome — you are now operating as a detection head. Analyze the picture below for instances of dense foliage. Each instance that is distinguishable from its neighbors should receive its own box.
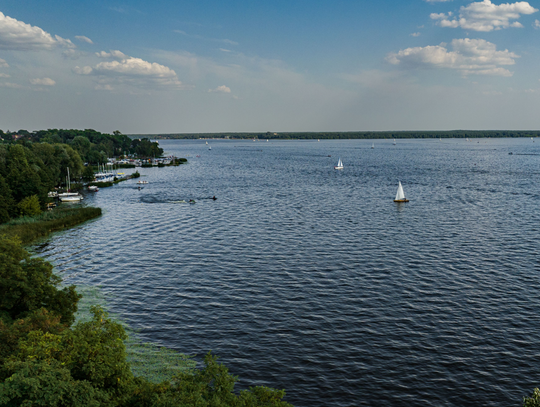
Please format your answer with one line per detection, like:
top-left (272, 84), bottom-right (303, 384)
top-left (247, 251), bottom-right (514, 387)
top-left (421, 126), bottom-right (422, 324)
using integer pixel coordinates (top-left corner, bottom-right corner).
top-left (1, 129), bottom-right (163, 164)
top-left (0, 129), bottom-right (162, 225)
top-left (0, 236), bottom-right (293, 406)
top-left (145, 130), bottom-right (540, 140)
top-left (0, 142), bottom-right (84, 223)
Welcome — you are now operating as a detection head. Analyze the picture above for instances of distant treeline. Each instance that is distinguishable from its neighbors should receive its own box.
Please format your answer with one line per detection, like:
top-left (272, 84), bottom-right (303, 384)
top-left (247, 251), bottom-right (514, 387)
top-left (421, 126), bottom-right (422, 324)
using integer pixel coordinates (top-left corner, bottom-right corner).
top-left (1, 129), bottom-right (163, 163)
top-left (133, 130), bottom-right (540, 140)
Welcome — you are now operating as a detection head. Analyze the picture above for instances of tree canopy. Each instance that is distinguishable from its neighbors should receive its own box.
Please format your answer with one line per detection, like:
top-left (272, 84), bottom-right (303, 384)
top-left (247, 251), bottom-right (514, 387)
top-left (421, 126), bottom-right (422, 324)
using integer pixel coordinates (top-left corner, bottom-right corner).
top-left (1, 129), bottom-right (163, 163)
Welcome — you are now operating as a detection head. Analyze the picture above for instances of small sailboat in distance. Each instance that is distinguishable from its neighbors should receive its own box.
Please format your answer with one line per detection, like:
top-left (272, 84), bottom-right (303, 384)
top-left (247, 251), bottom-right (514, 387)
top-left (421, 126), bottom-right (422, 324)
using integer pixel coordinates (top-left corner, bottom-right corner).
top-left (334, 158), bottom-right (343, 170)
top-left (371, 142), bottom-right (374, 149)
top-left (394, 181), bottom-right (409, 203)
top-left (393, 139), bottom-right (396, 145)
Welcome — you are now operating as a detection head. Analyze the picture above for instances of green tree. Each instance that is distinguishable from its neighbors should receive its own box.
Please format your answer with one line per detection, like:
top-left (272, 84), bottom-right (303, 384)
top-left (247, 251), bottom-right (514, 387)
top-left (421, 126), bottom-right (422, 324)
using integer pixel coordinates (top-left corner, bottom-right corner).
top-left (71, 136), bottom-right (92, 162)
top-left (0, 236), bottom-right (80, 325)
top-left (0, 174), bottom-right (14, 223)
top-left (17, 195), bottom-right (41, 217)
top-left (524, 389), bottom-right (540, 407)
top-left (82, 165), bottom-right (95, 181)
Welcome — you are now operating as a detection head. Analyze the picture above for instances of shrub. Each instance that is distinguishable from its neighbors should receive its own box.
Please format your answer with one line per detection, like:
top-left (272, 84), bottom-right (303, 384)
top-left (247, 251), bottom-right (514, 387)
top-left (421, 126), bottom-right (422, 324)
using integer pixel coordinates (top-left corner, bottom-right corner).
top-left (17, 195), bottom-right (41, 217)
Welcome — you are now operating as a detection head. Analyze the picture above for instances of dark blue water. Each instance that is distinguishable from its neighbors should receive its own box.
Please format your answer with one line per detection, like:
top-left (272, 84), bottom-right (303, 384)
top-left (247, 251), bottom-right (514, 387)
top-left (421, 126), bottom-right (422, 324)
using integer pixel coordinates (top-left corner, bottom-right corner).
top-left (34, 138), bottom-right (540, 406)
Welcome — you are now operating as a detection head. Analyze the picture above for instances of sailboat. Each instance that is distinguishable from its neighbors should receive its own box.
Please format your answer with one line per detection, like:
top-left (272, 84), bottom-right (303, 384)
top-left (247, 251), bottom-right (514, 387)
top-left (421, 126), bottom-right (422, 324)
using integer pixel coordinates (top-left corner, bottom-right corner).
top-left (371, 143), bottom-right (374, 149)
top-left (206, 141), bottom-right (208, 145)
top-left (59, 167), bottom-right (83, 202)
top-left (393, 139), bottom-right (396, 145)
top-left (394, 181), bottom-right (409, 203)
top-left (208, 145), bottom-right (212, 150)
top-left (334, 158), bottom-right (343, 170)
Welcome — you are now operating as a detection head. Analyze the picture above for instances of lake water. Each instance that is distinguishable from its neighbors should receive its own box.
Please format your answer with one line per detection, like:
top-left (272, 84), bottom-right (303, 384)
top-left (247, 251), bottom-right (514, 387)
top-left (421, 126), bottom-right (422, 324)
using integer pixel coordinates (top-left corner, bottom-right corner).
top-left (33, 138), bottom-right (540, 406)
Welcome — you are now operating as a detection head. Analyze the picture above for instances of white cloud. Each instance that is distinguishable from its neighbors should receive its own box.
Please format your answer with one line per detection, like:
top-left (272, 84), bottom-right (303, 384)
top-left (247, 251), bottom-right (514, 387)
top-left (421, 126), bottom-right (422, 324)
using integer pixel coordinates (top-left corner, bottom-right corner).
top-left (0, 57), bottom-right (7, 67)
top-left (75, 51), bottom-right (183, 89)
top-left (75, 35), bottom-right (93, 44)
top-left (73, 65), bottom-right (93, 75)
top-left (534, 19), bottom-right (540, 28)
top-left (54, 35), bottom-right (75, 49)
top-left (0, 11), bottom-right (74, 50)
top-left (431, 0), bottom-right (538, 32)
top-left (96, 50), bottom-right (127, 60)
top-left (208, 85), bottom-right (231, 93)
top-left (30, 77), bottom-right (56, 86)
top-left (410, 32), bottom-right (421, 37)
top-left (0, 82), bottom-right (23, 88)
top-left (387, 38), bottom-right (518, 76)
top-left (0, 73), bottom-right (10, 77)
top-left (219, 48), bottom-right (232, 52)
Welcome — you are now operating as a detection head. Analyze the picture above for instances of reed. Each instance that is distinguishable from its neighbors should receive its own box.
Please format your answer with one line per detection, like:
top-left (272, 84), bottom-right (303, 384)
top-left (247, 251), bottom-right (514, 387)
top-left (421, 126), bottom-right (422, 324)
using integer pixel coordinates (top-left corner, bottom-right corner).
top-left (0, 207), bottom-right (102, 244)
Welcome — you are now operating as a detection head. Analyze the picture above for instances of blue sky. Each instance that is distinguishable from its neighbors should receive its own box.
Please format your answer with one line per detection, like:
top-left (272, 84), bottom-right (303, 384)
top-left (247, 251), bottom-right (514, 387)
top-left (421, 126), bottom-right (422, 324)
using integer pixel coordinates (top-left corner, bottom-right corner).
top-left (1, 0), bottom-right (539, 133)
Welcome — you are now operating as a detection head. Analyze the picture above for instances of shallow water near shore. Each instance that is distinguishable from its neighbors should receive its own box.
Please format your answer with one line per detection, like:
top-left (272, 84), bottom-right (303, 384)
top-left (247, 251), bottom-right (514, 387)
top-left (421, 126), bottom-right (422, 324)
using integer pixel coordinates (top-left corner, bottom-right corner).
top-left (33, 138), bottom-right (540, 406)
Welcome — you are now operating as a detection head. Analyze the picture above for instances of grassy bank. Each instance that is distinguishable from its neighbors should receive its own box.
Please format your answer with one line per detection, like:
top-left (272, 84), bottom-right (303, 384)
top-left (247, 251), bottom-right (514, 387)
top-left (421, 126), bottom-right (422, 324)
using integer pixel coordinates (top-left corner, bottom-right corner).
top-left (0, 206), bottom-right (102, 244)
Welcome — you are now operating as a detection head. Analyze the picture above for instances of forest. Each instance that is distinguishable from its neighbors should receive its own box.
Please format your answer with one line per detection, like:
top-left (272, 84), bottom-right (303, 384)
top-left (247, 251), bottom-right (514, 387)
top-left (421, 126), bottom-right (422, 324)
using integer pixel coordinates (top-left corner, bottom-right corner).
top-left (0, 129), bottom-right (163, 164)
top-left (137, 130), bottom-right (540, 140)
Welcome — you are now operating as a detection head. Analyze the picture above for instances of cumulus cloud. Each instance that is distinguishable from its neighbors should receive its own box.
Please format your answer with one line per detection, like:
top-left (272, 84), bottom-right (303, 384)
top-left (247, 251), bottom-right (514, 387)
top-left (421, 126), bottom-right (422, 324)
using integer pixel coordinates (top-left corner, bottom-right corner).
top-left (431, 0), bottom-right (538, 32)
top-left (73, 65), bottom-right (93, 75)
top-left (535, 19), bottom-right (540, 28)
top-left (387, 38), bottom-right (518, 76)
top-left (30, 77), bottom-right (56, 86)
top-left (0, 57), bottom-right (8, 67)
top-left (208, 85), bottom-right (231, 93)
top-left (75, 35), bottom-right (93, 44)
top-left (96, 50), bottom-right (127, 59)
top-left (74, 51), bottom-right (183, 89)
top-left (411, 32), bottom-right (421, 37)
top-left (0, 11), bottom-right (74, 50)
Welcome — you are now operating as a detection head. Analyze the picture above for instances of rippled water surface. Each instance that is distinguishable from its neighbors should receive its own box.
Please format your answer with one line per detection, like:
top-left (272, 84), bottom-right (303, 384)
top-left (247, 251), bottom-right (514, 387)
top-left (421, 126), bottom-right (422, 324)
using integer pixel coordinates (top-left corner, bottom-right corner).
top-left (34, 138), bottom-right (540, 406)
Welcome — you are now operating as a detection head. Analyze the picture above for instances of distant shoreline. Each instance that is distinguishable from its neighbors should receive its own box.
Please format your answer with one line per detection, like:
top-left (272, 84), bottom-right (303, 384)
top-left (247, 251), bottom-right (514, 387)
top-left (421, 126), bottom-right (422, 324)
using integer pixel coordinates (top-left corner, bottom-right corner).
top-left (127, 130), bottom-right (540, 140)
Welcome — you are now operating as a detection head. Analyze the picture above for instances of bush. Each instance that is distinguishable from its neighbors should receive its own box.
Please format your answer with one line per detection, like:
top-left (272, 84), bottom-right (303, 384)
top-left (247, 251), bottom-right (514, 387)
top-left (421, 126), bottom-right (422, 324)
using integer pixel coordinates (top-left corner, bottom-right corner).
top-left (524, 389), bottom-right (540, 407)
top-left (0, 236), bottom-right (80, 325)
top-left (88, 181), bottom-right (113, 188)
top-left (131, 171), bottom-right (141, 179)
top-left (17, 195), bottom-right (41, 217)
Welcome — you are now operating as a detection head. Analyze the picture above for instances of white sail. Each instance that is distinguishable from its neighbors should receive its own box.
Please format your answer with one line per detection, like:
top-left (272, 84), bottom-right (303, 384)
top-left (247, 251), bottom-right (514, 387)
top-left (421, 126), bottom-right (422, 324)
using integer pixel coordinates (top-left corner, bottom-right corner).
top-left (395, 181), bottom-right (406, 201)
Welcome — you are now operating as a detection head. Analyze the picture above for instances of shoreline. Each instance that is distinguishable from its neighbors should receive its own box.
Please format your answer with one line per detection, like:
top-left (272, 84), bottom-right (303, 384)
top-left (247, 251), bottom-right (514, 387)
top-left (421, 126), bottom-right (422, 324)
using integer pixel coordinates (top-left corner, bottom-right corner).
top-left (0, 206), bottom-right (102, 245)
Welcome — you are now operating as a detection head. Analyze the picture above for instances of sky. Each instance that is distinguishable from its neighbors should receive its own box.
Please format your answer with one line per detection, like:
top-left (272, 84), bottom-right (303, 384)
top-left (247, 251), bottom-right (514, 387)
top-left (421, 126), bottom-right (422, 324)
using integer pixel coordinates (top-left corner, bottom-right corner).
top-left (1, 0), bottom-right (540, 134)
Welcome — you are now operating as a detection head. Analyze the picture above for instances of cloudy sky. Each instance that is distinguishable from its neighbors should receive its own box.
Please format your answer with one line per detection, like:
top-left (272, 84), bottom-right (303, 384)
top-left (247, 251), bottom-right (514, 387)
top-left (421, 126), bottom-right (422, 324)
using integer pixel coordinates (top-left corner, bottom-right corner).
top-left (1, 0), bottom-right (540, 133)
